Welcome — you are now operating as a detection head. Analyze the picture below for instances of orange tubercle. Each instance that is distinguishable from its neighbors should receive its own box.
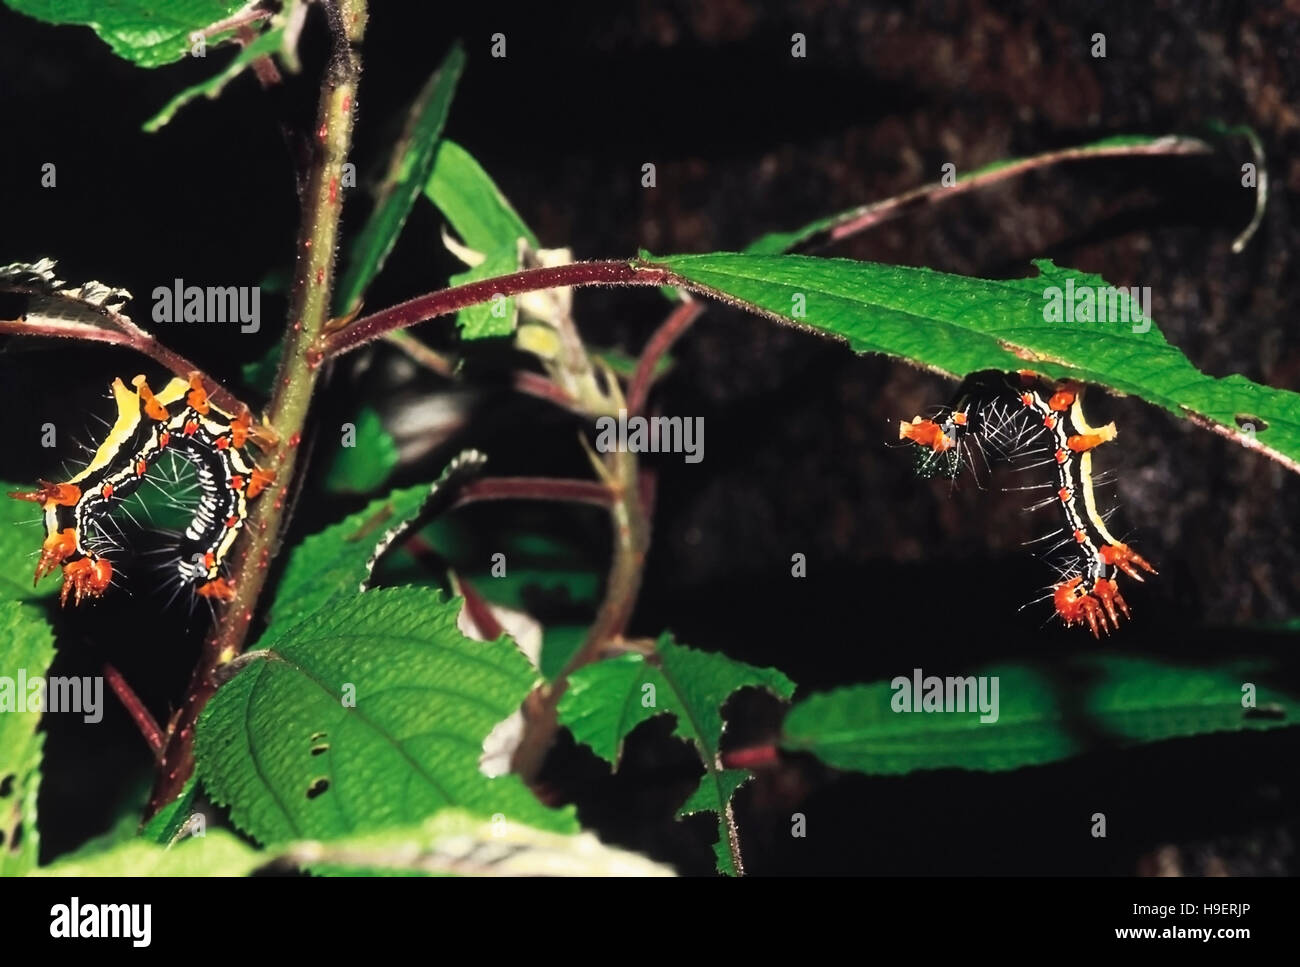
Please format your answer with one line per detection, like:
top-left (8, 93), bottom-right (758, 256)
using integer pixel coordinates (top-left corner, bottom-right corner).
top-left (131, 375), bottom-right (171, 421)
top-left (185, 372), bottom-right (211, 415)
top-left (60, 556), bottom-right (112, 606)
top-left (898, 417), bottom-right (954, 453)
top-left (1100, 542), bottom-right (1157, 581)
top-left (1067, 421), bottom-right (1117, 452)
top-left (35, 528), bottom-right (78, 583)
top-left (1054, 576), bottom-right (1132, 638)
top-left (1047, 390), bottom-right (1076, 412)
top-left (246, 468), bottom-right (275, 499)
top-left (197, 578), bottom-right (236, 601)
top-left (9, 480), bottom-right (81, 509)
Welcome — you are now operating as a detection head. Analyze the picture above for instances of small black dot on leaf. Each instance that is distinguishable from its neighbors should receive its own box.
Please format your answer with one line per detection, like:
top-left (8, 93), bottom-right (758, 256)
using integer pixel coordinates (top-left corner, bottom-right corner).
top-left (310, 744), bottom-right (329, 756)
top-left (310, 731), bottom-right (327, 742)
top-left (306, 777), bottom-right (330, 799)
top-left (0, 774), bottom-right (14, 798)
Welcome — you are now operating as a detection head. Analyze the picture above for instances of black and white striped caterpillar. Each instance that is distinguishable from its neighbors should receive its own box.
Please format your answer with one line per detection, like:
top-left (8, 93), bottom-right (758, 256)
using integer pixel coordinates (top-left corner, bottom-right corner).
top-left (899, 373), bottom-right (1156, 636)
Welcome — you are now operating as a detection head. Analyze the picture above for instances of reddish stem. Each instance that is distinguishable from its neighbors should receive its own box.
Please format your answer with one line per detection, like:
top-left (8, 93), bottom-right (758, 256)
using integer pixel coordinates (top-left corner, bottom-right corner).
top-left (0, 319), bottom-right (244, 414)
top-left (103, 663), bottom-right (164, 757)
top-left (454, 573), bottom-right (506, 640)
top-left (627, 299), bottom-right (704, 416)
top-left (323, 260), bottom-right (672, 359)
top-left (721, 745), bottom-right (780, 769)
top-left (454, 476), bottom-right (614, 508)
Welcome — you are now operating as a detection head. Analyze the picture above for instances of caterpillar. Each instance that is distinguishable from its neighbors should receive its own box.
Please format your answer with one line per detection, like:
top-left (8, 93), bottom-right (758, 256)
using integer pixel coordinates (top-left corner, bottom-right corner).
top-left (900, 373), bottom-right (1156, 636)
top-left (9, 373), bottom-right (273, 606)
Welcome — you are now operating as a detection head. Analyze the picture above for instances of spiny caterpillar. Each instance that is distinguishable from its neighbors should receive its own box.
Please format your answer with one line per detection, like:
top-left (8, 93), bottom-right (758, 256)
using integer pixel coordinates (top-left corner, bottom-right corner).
top-left (10, 373), bottom-right (273, 606)
top-left (900, 373), bottom-right (1156, 636)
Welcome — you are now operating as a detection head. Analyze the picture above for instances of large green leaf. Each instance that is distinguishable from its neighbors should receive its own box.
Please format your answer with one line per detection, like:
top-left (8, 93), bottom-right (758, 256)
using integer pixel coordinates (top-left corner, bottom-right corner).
top-left (266, 451), bottom-right (483, 638)
top-left (336, 41), bottom-right (466, 314)
top-left (283, 809), bottom-right (673, 876)
top-left (651, 253), bottom-right (1300, 472)
top-left (425, 139), bottom-right (539, 254)
top-left (43, 809), bottom-right (672, 876)
top-left (0, 601), bottom-right (56, 873)
top-left (0, 482), bottom-right (57, 602)
top-left (143, 25), bottom-right (286, 132)
top-left (558, 634), bottom-right (794, 875)
top-left (39, 828), bottom-right (262, 876)
top-left (781, 656), bottom-right (1294, 775)
top-left (2, 0), bottom-right (247, 67)
top-left (196, 587), bottom-right (574, 844)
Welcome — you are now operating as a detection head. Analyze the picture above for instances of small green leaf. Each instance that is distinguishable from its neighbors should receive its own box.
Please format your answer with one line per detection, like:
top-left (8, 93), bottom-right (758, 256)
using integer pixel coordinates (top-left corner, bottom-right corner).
top-left (0, 483), bottom-right (57, 602)
top-left (558, 633), bottom-right (793, 874)
top-left (324, 407), bottom-right (400, 494)
top-left (651, 252), bottom-right (1300, 472)
top-left (781, 656), bottom-right (1295, 775)
top-left (196, 587), bottom-right (575, 845)
top-left (139, 776), bottom-right (199, 845)
top-left (0, 601), bottom-right (57, 873)
top-left (449, 247), bottom-right (521, 339)
top-left (39, 829), bottom-right (262, 876)
top-left (265, 482), bottom-right (444, 637)
top-left (143, 25), bottom-right (286, 132)
top-left (425, 139), bottom-right (539, 253)
top-left (2, 0), bottom-right (247, 67)
top-left (336, 42), bottom-right (466, 314)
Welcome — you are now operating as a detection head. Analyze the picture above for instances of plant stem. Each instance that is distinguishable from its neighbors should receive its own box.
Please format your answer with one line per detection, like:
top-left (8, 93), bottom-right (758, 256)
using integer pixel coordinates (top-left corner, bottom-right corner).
top-left (323, 260), bottom-right (673, 359)
top-left (103, 663), bottom-right (163, 757)
top-left (0, 319), bottom-right (245, 414)
top-left (146, 0), bottom-right (368, 819)
top-left (627, 297), bottom-right (703, 415)
top-left (454, 476), bottom-right (614, 508)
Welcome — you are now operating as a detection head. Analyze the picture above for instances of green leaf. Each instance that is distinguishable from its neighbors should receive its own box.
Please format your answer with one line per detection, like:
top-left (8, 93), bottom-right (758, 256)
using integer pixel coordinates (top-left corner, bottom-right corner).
top-left (558, 633), bottom-right (794, 874)
top-left (336, 41), bottom-right (466, 314)
top-left (196, 587), bottom-right (575, 845)
top-left (651, 252), bottom-right (1300, 472)
top-left (539, 624), bottom-right (588, 681)
top-left (139, 776), bottom-right (199, 845)
top-left (143, 25), bottom-right (286, 132)
top-left (324, 407), bottom-right (400, 494)
top-left (744, 134), bottom-right (1209, 255)
top-left (449, 246), bottom-right (521, 339)
top-left (781, 656), bottom-right (1295, 775)
top-left (287, 809), bottom-right (673, 876)
top-left (425, 139), bottom-right (539, 253)
top-left (0, 482), bottom-right (57, 601)
top-left (266, 452), bottom-right (484, 637)
top-left (39, 829), bottom-right (262, 876)
top-left (2, 0), bottom-right (247, 67)
top-left (0, 601), bottom-right (57, 873)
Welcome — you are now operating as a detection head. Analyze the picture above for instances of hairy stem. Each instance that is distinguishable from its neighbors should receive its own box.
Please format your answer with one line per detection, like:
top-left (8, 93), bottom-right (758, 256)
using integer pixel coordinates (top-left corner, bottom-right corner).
top-left (146, 0), bottom-right (368, 818)
top-left (0, 319), bottom-right (245, 415)
top-left (323, 260), bottom-right (673, 358)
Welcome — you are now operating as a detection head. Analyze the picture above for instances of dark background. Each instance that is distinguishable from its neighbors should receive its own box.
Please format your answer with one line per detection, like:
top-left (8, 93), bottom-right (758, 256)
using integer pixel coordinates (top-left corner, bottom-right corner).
top-left (1, 0), bottom-right (1298, 875)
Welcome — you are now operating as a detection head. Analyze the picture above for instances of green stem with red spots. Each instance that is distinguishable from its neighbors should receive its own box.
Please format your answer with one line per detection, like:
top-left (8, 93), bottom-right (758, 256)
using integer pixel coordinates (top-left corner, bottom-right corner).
top-left (146, 0), bottom-right (368, 819)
